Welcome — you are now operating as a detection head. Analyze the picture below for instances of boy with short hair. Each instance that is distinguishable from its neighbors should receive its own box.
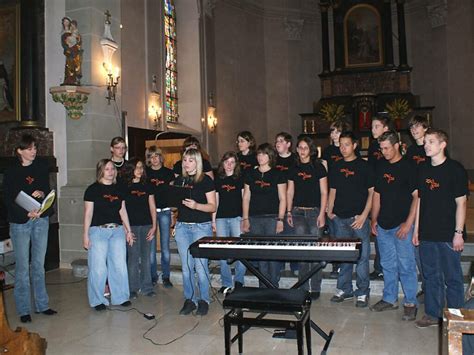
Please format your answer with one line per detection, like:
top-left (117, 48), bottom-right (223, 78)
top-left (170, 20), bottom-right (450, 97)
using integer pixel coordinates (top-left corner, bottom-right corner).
top-left (328, 131), bottom-right (373, 308)
top-left (406, 115), bottom-right (430, 169)
top-left (413, 129), bottom-right (468, 328)
top-left (274, 132), bottom-right (296, 177)
top-left (368, 117), bottom-right (392, 280)
top-left (370, 131), bottom-right (418, 321)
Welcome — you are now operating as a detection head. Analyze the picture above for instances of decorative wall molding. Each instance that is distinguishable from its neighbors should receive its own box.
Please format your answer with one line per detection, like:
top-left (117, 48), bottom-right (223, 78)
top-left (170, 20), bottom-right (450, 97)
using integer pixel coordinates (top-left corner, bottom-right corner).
top-left (283, 18), bottom-right (305, 41)
top-left (426, 0), bottom-right (447, 28)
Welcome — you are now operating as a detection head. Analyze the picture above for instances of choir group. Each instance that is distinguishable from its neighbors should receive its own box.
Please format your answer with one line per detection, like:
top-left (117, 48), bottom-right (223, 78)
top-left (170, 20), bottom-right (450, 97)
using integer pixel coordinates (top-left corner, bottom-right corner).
top-left (4, 114), bottom-right (468, 330)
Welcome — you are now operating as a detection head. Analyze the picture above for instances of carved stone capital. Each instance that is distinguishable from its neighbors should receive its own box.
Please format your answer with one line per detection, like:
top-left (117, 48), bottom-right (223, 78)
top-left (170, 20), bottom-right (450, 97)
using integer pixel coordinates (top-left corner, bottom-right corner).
top-left (426, 1), bottom-right (447, 28)
top-left (283, 18), bottom-right (304, 41)
top-left (204, 0), bottom-right (217, 17)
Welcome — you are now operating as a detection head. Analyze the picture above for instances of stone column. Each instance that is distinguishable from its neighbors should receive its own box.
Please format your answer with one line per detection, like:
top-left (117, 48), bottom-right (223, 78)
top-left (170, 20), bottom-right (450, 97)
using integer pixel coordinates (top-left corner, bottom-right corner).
top-left (320, 4), bottom-right (330, 73)
top-left (58, 1), bottom-right (122, 266)
top-left (20, 0), bottom-right (44, 126)
top-left (396, 0), bottom-right (409, 68)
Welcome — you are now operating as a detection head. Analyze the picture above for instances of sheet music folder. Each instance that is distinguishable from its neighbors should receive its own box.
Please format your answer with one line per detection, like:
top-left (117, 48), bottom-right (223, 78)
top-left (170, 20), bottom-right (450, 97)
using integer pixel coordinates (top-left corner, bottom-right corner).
top-left (15, 190), bottom-right (56, 214)
top-left (167, 185), bottom-right (191, 208)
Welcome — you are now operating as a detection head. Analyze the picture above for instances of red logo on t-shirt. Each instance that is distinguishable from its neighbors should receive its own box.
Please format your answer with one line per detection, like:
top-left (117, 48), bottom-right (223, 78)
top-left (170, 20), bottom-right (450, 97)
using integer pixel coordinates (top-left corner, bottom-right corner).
top-left (222, 184), bottom-right (236, 192)
top-left (240, 161), bottom-right (252, 170)
top-left (25, 176), bottom-right (35, 185)
top-left (413, 156), bottom-right (426, 165)
top-left (255, 180), bottom-right (271, 188)
top-left (131, 190), bottom-right (146, 197)
top-left (275, 165), bottom-right (288, 171)
top-left (383, 173), bottom-right (395, 184)
top-left (298, 172), bottom-right (312, 181)
top-left (150, 178), bottom-right (165, 186)
top-left (331, 155), bottom-right (343, 162)
top-left (425, 178), bottom-right (440, 190)
top-left (340, 168), bottom-right (355, 178)
top-left (373, 151), bottom-right (383, 160)
top-left (103, 194), bottom-right (119, 202)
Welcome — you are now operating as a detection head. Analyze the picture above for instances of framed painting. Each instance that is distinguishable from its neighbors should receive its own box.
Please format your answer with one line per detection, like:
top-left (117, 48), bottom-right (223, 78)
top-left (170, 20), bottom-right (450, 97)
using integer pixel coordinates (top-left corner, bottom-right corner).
top-left (344, 4), bottom-right (383, 68)
top-left (0, 3), bottom-right (20, 122)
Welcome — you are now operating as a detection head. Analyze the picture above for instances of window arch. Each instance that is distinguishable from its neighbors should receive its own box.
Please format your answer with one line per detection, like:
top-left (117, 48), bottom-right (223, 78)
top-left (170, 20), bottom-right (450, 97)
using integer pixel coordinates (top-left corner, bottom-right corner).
top-left (164, 0), bottom-right (178, 122)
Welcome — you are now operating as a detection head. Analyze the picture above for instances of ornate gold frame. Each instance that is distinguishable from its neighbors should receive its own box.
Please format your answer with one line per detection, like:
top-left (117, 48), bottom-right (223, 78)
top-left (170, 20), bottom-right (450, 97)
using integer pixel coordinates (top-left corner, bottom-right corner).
top-left (344, 4), bottom-right (383, 68)
top-left (0, 3), bottom-right (20, 122)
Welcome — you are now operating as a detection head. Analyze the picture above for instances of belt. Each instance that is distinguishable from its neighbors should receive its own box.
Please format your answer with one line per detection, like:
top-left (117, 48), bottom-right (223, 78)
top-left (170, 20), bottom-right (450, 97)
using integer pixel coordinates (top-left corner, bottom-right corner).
top-left (294, 206), bottom-right (318, 210)
top-left (99, 223), bottom-right (120, 229)
top-left (156, 207), bottom-right (171, 212)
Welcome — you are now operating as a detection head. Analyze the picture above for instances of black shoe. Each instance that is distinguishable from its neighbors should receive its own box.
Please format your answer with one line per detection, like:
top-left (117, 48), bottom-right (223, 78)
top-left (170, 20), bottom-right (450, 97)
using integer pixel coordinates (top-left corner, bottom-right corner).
top-left (369, 271), bottom-right (384, 280)
top-left (234, 281), bottom-right (244, 288)
top-left (41, 308), bottom-right (57, 316)
top-left (179, 299), bottom-right (196, 315)
top-left (218, 286), bottom-right (228, 294)
top-left (310, 291), bottom-right (320, 300)
top-left (20, 314), bottom-right (32, 323)
top-left (162, 278), bottom-right (173, 288)
top-left (196, 300), bottom-right (209, 316)
top-left (94, 304), bottom-right (106, 311)
top-left (120, 301), bottom-right (132, 307)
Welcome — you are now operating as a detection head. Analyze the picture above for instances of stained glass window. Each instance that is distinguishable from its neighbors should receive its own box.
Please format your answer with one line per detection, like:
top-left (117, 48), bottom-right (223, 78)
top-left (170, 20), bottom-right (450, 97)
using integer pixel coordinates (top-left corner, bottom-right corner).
top-left (164, 0), bottom-right (178, 122)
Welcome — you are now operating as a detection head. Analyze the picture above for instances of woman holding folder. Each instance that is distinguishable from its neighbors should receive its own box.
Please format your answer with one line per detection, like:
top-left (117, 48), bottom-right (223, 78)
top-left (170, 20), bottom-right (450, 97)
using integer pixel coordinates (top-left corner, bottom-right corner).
top-left (3, 134), bottom-right (57, 323)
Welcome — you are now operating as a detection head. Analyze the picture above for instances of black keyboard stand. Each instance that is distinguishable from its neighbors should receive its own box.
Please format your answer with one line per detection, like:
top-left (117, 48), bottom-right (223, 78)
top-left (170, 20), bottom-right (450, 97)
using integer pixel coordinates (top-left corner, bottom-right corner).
top-left (229, 259), bottom-right (335, 354)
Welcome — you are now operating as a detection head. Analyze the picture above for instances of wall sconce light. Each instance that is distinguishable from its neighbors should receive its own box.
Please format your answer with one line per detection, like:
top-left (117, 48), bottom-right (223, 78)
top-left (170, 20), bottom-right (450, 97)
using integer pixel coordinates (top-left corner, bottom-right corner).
top-left (149, 75), bottom-right (162, 130)
top-left (207, 92), bottom-right (217, 133)
top-left (100, 10), bottom-right (120, 104)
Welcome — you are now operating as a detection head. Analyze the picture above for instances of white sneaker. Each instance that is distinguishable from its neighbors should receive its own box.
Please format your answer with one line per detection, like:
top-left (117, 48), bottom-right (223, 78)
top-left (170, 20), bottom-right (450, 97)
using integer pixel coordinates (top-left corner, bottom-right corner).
top-left (356, 295), bottom-right (368, 308)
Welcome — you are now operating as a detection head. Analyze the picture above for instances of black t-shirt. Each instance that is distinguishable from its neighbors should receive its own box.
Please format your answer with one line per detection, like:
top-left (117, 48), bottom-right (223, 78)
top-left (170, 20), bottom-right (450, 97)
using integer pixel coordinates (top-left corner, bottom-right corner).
top-left (113, 159), bottom-right (128, 184)
top-left (237, 152), bottom-right (258, 176)
top-left (146, 166), bottom-right (174, 208)
top-left (84, 182), bottom-right (123, 226)
top-left (177, 175), bottom-right (215, 223)
top-left (173, 159), bottom-right (212, 176)
top-left (405, 143), bottom-right (429, 171)
top-left (288, 161), bottom-right (327, 208)
top-left (245, 168), bottom-right (286, 216)
top-left (368, 140), bottom-right (384, 170)
top-left (123, 182), bottom-right (153, 226)
top-left (374, 158), bottom-right (416, 229)
top-left (321, 145), bottom-right (344, 172)
top-left (3, 158), bottom-right (53, 224)
top-left (418, 158), bottom-right (469, 242)
top-left (329, 157), bottom-right (374, 218)
top-left (215, 175), bottom-right (244, 218)
top-left (275, 154), bottom-right (296, 180)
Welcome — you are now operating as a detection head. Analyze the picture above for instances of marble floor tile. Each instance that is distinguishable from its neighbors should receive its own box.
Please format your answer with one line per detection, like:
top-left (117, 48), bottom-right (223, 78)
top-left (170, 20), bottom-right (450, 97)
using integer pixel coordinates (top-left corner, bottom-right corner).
top-left (3, 269), bottom-right (440, 354)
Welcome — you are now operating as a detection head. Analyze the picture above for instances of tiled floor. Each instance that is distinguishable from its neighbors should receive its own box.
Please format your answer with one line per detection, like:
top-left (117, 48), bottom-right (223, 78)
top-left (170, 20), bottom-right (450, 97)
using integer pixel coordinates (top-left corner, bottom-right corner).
top-left (4, 269), bottom-right (440, 355)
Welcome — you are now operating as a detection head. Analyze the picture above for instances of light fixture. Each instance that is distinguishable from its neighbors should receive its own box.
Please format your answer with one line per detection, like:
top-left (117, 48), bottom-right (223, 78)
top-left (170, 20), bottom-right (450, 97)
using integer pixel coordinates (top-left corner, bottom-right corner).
top-left (149, 75), bottom-right (162, 130)
top-left (207, 92), bottom-right (217, 133)
top-left (100, 10), bottom-right (120, 104)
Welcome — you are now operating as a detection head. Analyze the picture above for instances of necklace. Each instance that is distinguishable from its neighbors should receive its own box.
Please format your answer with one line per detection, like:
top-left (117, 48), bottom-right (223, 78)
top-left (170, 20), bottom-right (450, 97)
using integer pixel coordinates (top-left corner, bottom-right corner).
top-left (113, 159), bottom-right (124, 168)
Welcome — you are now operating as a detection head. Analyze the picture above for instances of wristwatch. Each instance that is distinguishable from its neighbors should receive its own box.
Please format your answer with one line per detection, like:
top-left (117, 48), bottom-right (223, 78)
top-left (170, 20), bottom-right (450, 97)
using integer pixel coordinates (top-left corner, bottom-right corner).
top-left (454, 229), bottom-right (463, 234)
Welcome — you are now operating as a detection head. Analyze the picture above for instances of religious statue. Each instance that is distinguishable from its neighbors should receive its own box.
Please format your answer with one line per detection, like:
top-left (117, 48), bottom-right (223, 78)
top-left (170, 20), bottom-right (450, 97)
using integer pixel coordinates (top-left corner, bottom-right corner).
top-left (61, 17), bottom-right (83, 85)
top-left (0, 61), bottom-right (14, 112)
top-left (358, 104), bottom-right (371, 130)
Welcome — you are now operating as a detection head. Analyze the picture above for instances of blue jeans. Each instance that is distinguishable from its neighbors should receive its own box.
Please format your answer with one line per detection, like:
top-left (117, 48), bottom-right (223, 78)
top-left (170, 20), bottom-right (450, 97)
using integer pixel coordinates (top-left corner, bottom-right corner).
top-left (419, 241), bottom-right (464, 319)
top-left (175, 221), bottom-right (212, 304)
top-left (127, 225), bottom-right (153, 294)
top-left (332, 215), bottom-right (370, 297)
top-left (151, 209), bottom-right (172, 282)
top-left (415, 246), bottom-right (425, 292)
top-left (292, 207), bottom-right (323, 292)
top-left (249, 215), bottom-right (281, 288)
top-left (216, 217), bottom-right (246, 287)
top-left (87, 226), bottom-right (130, 307)
top-left (10, 217), bottom-right (50, 316)
top-left (377, 225), bottom-right (418, 305)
